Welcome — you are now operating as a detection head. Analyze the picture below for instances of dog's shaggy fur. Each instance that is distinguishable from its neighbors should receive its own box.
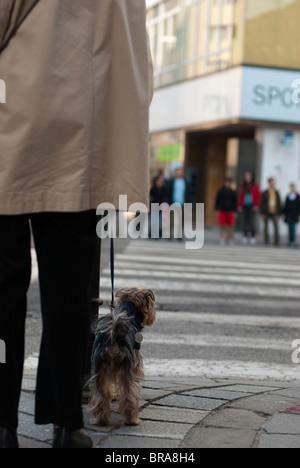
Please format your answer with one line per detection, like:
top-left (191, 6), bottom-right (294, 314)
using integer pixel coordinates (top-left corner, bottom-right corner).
top-left (88, 287), bottom-right (156, 426)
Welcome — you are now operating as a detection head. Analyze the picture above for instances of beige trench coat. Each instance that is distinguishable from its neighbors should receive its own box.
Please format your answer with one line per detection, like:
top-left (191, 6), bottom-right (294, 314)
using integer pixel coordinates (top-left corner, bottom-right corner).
top-left (0, 0), bottom-right (153, 215)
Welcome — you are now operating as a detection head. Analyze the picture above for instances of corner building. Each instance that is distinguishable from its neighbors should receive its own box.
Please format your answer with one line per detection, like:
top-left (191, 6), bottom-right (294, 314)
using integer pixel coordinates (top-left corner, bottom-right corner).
top-left (147, 0), bottom-right (300, 225)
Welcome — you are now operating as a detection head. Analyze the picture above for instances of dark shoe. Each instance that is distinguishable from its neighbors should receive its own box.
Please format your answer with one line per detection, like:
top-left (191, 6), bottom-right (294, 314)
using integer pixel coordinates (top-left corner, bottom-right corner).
top-left (52, 428), bottom-right (93, 449)
top-left (0, 428), bottom-right (19, 448)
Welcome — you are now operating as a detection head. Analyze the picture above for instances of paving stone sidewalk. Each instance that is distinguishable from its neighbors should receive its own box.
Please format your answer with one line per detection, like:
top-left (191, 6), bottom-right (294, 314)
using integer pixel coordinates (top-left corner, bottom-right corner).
top-left (19, 373), bottom-right (300, 448)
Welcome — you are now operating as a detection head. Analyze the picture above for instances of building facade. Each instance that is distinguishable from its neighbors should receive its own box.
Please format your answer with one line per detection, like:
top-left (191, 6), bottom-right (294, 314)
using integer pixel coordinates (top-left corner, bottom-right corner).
top-left (147, 0), bottom-right (300, 226)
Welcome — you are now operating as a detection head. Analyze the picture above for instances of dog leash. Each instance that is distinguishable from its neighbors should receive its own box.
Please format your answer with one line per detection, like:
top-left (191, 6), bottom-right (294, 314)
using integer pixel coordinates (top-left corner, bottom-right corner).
top-left (110, 237), bottom-right (115, 310)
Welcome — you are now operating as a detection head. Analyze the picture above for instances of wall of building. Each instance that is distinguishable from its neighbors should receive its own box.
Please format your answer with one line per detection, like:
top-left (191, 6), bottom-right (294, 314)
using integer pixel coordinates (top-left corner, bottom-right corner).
top-left (245, 0), bottom-right (300, 70)
top-left (256, 127), bottom-right (300, 236)
top-left (231, 0), bottom-right (245, 66)
top-left (149, 66), bottom-right (243, 133)
top-left (260, 128), bottom-right (300, 199)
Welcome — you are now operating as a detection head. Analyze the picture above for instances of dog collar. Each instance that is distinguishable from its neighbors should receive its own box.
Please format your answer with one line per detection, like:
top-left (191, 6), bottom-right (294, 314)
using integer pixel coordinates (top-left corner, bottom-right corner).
top-left (121, 301), bottom-right (144, 331)
top-left (134, 332), bottom-right (144, 351)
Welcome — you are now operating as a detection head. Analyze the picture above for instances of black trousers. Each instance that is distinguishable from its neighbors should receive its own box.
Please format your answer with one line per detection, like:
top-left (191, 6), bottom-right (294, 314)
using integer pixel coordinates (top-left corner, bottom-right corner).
top-left (243, 205), bottom-right (256, 238)
top-left (0, 211), bottom-right (98, 431)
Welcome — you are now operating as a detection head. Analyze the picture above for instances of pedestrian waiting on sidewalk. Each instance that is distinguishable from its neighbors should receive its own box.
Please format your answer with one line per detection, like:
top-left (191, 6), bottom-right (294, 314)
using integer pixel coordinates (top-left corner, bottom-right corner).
top-left (166, 166), bottom-right (192, 241)
top-left (238, 172), bottom-right (261, 245)
top-left (215, 177), bottom-right (238, 245)
top-left (149, 172), bottom-right (168, 240)
top-left (260, 178), bottom-right (282, 246)
top-left (283, 183), bottom-right (300, 248)
top-left (0, 0), bottom-right (153, 449)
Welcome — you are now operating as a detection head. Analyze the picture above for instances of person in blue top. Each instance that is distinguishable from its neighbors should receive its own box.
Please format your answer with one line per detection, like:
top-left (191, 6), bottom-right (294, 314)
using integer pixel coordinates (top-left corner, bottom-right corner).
top-left (167, 167), bottom-right (191, 240)
top-left (172, 168), bottom-right (186, 205)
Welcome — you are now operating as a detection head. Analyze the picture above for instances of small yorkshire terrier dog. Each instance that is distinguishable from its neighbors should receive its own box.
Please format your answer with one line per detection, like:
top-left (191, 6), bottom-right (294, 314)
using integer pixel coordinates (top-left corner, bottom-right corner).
top-left (88, 287), bottom-right (156, 426)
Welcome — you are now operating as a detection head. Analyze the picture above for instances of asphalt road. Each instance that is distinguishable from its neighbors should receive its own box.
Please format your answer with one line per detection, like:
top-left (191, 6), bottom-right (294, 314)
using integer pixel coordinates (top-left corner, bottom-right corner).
top-left (25, 237), bottom-right (300, 382)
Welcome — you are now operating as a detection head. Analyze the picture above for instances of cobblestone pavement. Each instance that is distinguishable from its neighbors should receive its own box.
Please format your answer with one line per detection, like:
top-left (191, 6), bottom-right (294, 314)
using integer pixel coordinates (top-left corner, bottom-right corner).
top-left (19, 375), bottom-right (300, 448)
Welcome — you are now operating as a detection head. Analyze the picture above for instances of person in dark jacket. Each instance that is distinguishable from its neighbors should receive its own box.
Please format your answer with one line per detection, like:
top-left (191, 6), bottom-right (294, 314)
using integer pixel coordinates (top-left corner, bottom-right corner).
top-left (150, 172), bottom-right (167, 206)
top-left (260, 178), bottom-right (282, 246)
top-left (149, 172), bottom-right (168, 239)
top-left (284, 184), bottom-right (300, 247)
top-left (215, 177), bottom-right (238, 245)
top-left (238, 172), bottom-right (261, 245)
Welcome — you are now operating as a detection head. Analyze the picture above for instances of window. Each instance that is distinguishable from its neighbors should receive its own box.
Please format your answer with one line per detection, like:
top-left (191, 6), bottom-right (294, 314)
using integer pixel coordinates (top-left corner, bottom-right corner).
top-left (147, 0), bottom-right (237, 87)
top-left (147, 0), bottom-right (180, 87)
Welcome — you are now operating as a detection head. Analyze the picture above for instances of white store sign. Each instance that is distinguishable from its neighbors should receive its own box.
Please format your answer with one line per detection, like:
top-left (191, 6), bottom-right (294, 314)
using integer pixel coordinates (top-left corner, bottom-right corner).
top-left (240, 66), bottom-right (300, 124)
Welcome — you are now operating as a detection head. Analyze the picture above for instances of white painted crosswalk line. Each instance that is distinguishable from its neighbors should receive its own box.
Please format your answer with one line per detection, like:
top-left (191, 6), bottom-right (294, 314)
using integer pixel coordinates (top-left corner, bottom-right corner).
top-left (103, 267), bottom-right (300, 286)
top-left (31, 249), bottom-right (39, 282)
top-left (144, 333), bottom-right (291, 351)
top-left (115, 253), bottom-right (300, 272)
top-left (24, 353), bottom-right (39, 371)
top-left (144, 359), bottom-right (299, 381)
top-left (105, 261), bottom-right (300, 279)
top-left (150, 311), bottom-right (300, 329)
top-left (101, 278), bottom-right (300, 299)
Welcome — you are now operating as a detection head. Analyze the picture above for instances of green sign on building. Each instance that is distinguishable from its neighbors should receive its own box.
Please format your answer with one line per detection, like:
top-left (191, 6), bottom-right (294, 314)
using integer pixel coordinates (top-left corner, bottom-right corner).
top-left (157, 144), bottom-right (183, 162)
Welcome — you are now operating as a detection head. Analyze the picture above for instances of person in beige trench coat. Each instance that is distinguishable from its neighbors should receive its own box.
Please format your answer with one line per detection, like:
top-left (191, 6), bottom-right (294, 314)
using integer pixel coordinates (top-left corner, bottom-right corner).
top-left (0, 0), bottom-right (153, 449)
